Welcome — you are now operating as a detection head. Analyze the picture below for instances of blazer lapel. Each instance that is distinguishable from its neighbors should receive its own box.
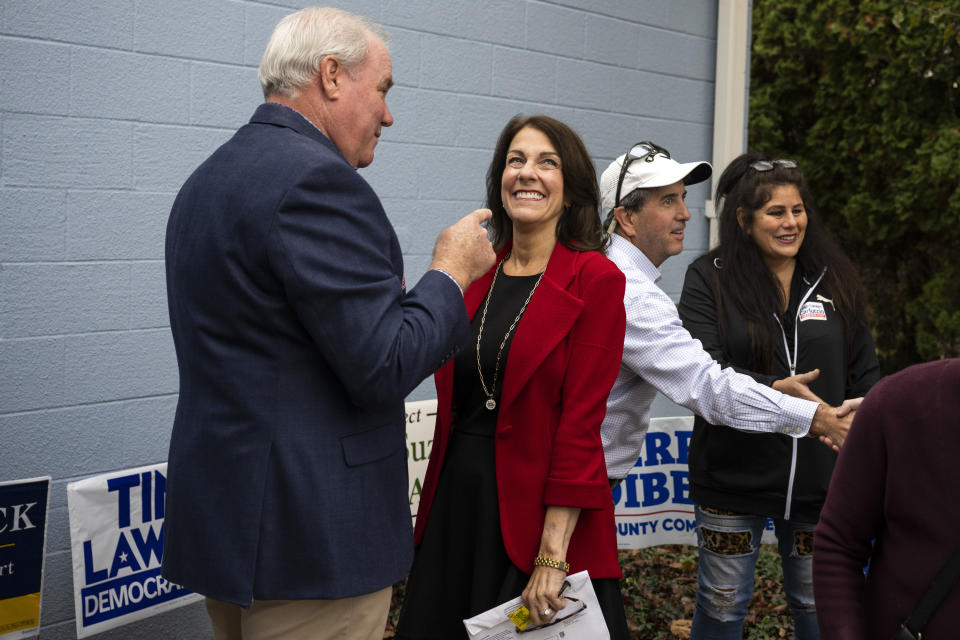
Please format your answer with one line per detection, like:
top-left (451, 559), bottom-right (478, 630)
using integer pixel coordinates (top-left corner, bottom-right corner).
top-left (499, 244), bottom-right (583, 413)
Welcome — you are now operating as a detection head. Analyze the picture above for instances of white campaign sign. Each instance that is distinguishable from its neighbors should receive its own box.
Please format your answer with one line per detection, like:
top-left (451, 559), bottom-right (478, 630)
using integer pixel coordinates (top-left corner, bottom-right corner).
top-left (67, 463), bottom-right (201, 638)
top-left (405, 399), bottom-right (438, 523)
top-left (612, 417), bottom-right (698, 547)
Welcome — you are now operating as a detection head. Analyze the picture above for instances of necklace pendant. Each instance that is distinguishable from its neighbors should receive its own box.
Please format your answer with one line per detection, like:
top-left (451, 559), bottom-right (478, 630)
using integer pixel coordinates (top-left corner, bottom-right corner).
top-left (485, 398), bottom-right (497, 411)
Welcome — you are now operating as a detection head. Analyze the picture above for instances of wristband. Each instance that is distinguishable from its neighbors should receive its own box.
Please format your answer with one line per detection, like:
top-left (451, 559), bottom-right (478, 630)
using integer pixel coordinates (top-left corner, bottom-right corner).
top-left (533, 555), bottom-right (570, 573)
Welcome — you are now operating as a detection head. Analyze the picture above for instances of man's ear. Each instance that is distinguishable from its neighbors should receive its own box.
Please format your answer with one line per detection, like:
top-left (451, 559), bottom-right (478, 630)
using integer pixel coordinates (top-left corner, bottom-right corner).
top-left (613, 206), bottom-right (635, 237)
top-left (735, 207), bottom-right (749, 233)
top-left (317, 56), bottom-right (343, 98)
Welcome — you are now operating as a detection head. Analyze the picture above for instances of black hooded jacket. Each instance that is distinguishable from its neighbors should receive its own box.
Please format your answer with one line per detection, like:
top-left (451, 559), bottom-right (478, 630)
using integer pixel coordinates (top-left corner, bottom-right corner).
top-left (678, 253), bottom-right (881, 523)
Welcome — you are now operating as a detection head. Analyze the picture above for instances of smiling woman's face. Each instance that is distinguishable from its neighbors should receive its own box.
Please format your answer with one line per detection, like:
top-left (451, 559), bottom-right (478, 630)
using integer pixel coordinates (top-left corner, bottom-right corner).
top-left (500, 126), bottom-right (567, 234)
top-left (742, 183), bottom-right (807, 266)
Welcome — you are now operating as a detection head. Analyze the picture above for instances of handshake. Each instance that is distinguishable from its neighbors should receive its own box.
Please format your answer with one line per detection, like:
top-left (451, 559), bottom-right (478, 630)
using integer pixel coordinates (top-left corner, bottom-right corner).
top-left (773, 369), bottom-right (864, 451)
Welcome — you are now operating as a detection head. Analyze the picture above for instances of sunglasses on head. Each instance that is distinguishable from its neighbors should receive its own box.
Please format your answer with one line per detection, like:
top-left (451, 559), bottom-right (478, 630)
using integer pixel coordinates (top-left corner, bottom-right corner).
top-left (749, 159), bottom-right (798, 172)
top-left (614, 141), bottom-right (672, 208)
top-left (719, 159), bottom-right (801, 201)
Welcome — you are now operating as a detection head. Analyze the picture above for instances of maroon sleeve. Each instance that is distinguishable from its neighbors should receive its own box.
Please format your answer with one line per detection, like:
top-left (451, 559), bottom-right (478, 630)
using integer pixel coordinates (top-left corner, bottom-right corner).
top-left (813, 385), bottom-right (888, 640)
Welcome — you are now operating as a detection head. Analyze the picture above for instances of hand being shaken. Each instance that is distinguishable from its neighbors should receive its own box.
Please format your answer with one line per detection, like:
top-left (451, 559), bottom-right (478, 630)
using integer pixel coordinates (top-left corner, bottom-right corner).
top-left (810, 404), bottom-right (853, 452)
top-left (836, 397), bottom-right (864, 418)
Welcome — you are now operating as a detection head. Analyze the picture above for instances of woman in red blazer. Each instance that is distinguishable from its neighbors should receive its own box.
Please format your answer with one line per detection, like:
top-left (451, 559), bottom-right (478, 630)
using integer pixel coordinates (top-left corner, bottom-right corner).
top-left (396, 115), bottom-right (628, 639)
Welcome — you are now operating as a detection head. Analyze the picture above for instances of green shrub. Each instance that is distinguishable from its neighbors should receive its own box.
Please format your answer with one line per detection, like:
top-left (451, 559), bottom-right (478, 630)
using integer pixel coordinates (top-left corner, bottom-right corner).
top-left (750, 0), bottom-right (960, 371)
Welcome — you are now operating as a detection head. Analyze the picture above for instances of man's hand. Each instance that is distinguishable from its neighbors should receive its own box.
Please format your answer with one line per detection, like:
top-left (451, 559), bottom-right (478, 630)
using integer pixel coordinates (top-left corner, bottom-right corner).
top-left (772, 369), bottom-right (825, 404)
top-left (429, 208), bottom-right (496, 292)
top-left (809, 404), bottom-right (852, 452)
top-left (836, 397), bottom-right (863, 418)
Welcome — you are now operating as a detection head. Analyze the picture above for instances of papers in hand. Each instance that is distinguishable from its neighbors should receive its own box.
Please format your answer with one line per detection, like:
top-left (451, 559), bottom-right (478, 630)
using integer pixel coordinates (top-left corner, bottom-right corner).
top-left (461, 570), bottom-right (610, 640)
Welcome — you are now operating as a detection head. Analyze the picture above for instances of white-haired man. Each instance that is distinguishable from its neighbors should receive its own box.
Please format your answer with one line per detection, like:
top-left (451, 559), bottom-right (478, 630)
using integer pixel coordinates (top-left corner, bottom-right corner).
top-left (598, 142), bottom-right (852, 489)
top-left (162, 8), bottom-right (494, 639)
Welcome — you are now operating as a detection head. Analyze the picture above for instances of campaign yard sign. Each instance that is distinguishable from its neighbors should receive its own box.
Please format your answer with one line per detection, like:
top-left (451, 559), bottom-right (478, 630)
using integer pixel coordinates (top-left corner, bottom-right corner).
top-left (0, 477), bottom-right (50, 639)
top-left (67, 463), bottom-right (201, 638)
top-left (613, 417), bottom-right (698, 548)
top-left (405, 399), bottom-right (438, 523)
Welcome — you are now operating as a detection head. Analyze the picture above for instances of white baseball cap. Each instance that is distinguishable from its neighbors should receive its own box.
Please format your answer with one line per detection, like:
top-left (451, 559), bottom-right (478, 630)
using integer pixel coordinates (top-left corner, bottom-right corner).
top-left (599, 142), bottom-right (712, 216)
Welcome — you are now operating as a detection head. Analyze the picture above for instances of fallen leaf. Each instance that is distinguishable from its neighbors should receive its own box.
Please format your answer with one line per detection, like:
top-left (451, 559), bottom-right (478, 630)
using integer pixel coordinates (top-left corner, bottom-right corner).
top-left (669, 619), bottom-right (692, 638)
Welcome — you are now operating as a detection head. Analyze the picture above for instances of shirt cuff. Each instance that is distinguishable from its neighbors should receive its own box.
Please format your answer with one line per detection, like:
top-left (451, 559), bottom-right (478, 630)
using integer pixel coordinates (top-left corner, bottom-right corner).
top-left (429, 268), bottom-right (463, 297)
top-left (777, 396), bottom-right (818, 437)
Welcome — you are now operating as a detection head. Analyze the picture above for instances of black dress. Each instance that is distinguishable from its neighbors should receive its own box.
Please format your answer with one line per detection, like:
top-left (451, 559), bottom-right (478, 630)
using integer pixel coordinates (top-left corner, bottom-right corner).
top-left (396, 272), bottom-right (628, 640)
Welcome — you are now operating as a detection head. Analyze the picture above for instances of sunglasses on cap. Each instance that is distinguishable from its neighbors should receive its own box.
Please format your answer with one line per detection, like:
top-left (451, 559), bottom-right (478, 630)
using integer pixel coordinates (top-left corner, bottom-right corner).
top-left (614, 141), bottom-right (672, 208)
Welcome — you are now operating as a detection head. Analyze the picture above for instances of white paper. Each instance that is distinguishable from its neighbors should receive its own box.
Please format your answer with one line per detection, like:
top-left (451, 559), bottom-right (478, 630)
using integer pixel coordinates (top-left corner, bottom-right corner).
top-left (462, 570), bottom-right (610, 640)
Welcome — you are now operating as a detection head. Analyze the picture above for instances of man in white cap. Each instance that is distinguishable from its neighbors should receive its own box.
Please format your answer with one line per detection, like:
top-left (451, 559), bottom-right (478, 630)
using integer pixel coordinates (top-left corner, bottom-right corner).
top-left (598, 141), bottom-right (852, 487)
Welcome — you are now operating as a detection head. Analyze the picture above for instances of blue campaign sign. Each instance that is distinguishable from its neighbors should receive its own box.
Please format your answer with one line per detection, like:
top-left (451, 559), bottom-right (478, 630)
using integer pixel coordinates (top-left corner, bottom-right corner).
top-left (0, 476), bottom-right (51, 638)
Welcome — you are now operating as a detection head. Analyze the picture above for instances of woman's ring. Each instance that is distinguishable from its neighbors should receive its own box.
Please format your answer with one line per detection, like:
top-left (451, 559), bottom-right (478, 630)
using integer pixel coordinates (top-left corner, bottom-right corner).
top-left (542, 607), bottom-right (551, 616)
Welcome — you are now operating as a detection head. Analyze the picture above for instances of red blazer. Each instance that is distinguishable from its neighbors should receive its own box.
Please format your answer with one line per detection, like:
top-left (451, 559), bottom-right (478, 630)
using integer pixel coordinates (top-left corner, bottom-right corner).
top-left (414, 242), bottom-right (627, 578)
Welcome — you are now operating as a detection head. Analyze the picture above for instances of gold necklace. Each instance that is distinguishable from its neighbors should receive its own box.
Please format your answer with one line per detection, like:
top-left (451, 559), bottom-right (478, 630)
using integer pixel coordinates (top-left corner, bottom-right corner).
top-left (475, 254), bottom-right (545, 410)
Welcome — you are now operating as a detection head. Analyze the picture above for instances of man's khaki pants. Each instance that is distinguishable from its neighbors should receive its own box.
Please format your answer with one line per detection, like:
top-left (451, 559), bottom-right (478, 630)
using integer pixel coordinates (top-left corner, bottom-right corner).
top-left (205, 586), bottom-right (392, 640)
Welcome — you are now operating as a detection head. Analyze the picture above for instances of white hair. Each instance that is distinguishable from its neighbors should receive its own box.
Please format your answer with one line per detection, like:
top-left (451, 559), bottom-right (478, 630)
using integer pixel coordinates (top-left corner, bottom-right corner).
top-left (258, 7), bottom-right (389, 100)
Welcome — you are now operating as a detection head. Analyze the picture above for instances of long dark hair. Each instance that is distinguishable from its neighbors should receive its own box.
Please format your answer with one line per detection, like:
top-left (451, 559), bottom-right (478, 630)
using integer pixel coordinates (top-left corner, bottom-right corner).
top-left (711, 152), bottom-right (867, 372)
top-left (485, 115), bottom-right (604, 253)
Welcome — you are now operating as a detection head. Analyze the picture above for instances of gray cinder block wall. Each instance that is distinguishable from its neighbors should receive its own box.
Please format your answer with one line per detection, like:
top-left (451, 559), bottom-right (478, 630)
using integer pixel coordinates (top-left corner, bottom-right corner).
top-left (0, 1), bottom-right (718, 637)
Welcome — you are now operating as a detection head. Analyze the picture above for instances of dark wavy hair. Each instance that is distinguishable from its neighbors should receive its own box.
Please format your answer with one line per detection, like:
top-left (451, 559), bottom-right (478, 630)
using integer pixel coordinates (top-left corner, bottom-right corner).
top-left (485, 115), bottom-right (604, 253)
top-left (710, 152), bottom-right (868, 373)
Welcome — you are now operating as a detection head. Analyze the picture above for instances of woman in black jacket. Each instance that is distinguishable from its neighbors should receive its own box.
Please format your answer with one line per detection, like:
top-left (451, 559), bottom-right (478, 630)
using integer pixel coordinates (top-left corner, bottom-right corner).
top-left (677, 153), bottom-right (880, 640)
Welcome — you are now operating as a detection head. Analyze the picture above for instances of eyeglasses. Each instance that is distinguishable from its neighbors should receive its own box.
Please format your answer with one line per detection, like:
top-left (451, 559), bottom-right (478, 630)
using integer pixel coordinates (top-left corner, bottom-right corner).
top-left (516, 597), bottom-right (588, 633)
top-left (614, 141), bottom-right (671, 208)
top-left (749, 159), bottom-right (798, 172)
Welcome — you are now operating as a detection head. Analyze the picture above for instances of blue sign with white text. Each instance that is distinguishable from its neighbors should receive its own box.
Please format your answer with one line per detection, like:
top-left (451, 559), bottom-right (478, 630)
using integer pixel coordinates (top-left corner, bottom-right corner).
top-left (0, 477), bottom-right (51, 636)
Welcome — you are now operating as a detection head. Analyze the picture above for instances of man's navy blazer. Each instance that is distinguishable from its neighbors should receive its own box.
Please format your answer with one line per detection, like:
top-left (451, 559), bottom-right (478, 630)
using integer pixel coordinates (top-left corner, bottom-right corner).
top-left (161, 103), bottom-right (468, 605)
